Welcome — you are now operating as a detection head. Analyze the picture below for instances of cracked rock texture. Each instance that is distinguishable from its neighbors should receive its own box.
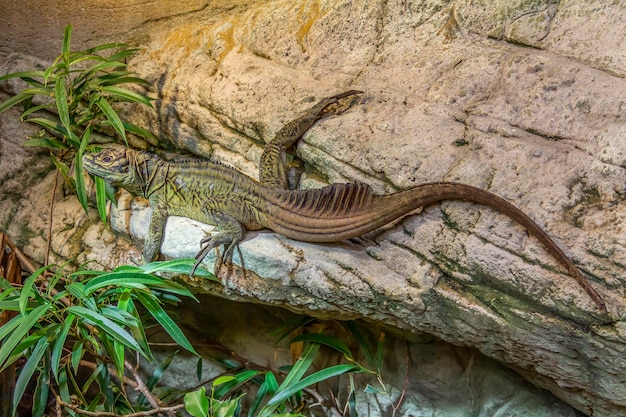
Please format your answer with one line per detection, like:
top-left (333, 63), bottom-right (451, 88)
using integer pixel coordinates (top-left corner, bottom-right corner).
top-left (1, 0), bottom-right (626, 416)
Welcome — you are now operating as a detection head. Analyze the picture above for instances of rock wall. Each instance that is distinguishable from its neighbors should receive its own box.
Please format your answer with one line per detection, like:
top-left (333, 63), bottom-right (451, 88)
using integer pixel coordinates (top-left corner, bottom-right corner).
top-left (1, 0), bottom-right (625, 416)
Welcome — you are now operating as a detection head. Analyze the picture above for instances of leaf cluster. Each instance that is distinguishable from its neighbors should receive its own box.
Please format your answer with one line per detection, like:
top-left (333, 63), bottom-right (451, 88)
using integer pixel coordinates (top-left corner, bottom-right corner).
top-left (0, 24), bottom-right (155, 222)
top-left (184, 320), bottom-right (390, 417)
top-left (0, 259), bottom-right (201, 417)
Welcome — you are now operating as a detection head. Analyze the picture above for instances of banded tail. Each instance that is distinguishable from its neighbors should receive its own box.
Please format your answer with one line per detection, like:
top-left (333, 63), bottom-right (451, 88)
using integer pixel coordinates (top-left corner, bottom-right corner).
top-left (263, 181), bottom-right (606, 312)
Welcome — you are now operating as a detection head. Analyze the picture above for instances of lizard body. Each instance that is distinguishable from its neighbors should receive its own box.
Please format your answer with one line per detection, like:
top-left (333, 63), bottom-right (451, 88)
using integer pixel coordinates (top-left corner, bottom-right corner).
top-left (83, 91), bottom-right (606, 313)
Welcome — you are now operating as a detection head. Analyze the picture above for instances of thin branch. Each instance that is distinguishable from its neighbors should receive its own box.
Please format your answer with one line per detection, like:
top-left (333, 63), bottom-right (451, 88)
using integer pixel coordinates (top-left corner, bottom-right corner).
top-left (125, 359), bottom-right (174, 417)
top-left (56, 397), bottom-right (184, 417)
top-left (303, 387), bottom-right (343, 417)
top-left (391, 341), bottom-right (410, 417)
top-left (2, 234), bottom-right (38, 273)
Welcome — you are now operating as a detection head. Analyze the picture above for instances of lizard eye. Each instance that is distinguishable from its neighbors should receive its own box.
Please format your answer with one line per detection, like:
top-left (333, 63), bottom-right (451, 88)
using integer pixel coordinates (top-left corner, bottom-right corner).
top-left (101, 156), bottom-right (112, 163)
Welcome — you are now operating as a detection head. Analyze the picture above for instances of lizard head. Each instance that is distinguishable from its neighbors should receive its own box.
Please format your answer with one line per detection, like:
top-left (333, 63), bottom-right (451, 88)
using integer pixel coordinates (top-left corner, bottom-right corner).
top-left (83, 147), bottom-right (162, 196)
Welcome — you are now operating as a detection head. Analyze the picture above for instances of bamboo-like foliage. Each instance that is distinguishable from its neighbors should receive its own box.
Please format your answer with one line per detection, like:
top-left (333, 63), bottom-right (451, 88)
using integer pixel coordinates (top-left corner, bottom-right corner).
top-left (0, 24), bottom-right (155, 223)
top-left (0, 259), bottom-right (204, 417)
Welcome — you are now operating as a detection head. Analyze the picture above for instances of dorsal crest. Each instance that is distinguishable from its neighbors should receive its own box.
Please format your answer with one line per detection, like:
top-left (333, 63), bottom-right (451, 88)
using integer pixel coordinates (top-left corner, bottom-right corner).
top-left (273, 182), bottom-right (375, 217)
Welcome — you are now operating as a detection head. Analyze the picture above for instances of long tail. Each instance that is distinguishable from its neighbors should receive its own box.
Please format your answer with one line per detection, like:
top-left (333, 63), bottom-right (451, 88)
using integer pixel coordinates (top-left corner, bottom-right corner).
top-left (262, 181), bottom-right (606, 313)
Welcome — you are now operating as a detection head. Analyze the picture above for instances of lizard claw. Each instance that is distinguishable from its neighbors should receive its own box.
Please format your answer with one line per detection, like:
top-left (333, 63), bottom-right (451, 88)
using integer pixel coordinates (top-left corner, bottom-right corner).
top-left (190, 235), bottom-right (240, 278)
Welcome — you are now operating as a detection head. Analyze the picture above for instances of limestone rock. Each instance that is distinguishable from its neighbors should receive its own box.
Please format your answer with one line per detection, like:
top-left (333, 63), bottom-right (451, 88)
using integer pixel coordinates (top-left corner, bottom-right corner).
top-left (1, 0), bottom-right (626, 416)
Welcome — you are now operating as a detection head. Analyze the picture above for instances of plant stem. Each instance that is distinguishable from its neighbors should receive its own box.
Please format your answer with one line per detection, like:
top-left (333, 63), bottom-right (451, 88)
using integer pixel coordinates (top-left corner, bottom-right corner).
top-left (55, 397), bottom-right (184, 417)
top-left (45, 169), bottom-right (60, 266)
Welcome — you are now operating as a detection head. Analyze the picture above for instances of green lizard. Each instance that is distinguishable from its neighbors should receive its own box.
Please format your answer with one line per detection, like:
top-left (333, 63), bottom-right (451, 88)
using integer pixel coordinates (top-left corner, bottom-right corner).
top-left (82, 90), bottom-right (607, 313)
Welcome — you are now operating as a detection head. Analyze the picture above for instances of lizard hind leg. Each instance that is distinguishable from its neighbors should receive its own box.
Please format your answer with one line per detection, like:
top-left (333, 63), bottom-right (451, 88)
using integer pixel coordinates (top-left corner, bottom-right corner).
top-left (190, 211), bottom-right (245, 277)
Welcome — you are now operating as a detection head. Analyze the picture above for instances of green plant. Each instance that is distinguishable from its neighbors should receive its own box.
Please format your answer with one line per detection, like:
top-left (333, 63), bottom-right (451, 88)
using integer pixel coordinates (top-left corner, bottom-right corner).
top-left (0, 24), bottom-right (154, 224)
top-left (182, 322), bottom-right (398, 417)
top-left (0, 258), bottom-right (209, 417)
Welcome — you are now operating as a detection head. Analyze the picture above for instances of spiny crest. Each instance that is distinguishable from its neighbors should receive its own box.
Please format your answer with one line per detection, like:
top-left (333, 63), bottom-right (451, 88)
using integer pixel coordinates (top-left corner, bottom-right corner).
top-left (277, 182), bottom-right (375, 217)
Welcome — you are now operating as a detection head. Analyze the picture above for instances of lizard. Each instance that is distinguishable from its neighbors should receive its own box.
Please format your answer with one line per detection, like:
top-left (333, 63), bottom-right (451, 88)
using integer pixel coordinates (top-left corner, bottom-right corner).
top-left (82, 90), bottom-right (607, 314)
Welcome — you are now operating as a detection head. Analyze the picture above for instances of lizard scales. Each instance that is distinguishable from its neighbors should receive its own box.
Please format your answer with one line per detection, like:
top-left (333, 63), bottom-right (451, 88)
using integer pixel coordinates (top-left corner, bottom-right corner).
top-left (83, 91), bottom-right (607, 314)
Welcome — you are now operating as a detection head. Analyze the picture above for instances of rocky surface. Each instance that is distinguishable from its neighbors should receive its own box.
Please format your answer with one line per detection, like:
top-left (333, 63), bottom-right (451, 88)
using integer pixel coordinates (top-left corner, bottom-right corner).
top-left (1, 0), bottom-right (625, 416)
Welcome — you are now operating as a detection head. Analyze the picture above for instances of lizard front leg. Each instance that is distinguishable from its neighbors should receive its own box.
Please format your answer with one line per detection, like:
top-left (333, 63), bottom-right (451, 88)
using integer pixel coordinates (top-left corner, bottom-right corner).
top-left (191, 210), bottom-right (245, 276)
top-left (143, 202), bottom-right (168, 263)
top-left (259, 90), bottom-right (364, 189)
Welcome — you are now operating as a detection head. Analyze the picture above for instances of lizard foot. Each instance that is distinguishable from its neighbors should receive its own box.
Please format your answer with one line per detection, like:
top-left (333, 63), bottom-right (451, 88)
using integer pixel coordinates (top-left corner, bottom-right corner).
top-left (190, 235), bottom-right (241, 278)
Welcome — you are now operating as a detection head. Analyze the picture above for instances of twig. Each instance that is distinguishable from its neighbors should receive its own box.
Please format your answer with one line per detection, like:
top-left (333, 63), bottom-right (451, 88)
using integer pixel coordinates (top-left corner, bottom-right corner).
top-left (391, 341), bottom-right (410, 417)
top-left (2, 234), bottom-right (38, 273)
top-left (303, 387), bottom-right (343, 417)
top-left (125, 359), bottom-right (174, 417)
top-left (55, 397), bottom-right (184, 417)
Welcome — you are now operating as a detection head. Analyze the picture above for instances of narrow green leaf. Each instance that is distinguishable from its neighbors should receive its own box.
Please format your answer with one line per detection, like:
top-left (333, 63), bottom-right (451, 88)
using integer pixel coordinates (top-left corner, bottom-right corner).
top-left (54, 77), bottom-right (71, 132)
top-left (264, 372), bottom-right (279, 395)
top-left (0, 91), bottom-right (35, 113)
top-left (0, 314), bottom-right (24, 343)
top-left (110, 265), bottom-right (143, 273)
top-left (83, 272), bottom-right (166, 295)
top-left (62, 25), bottom-right (73, 60)
top-left (51, 314), bottom-right (75, 381)
top-left (12, 337), bottom-right (49, 417)
top-left (375, 332), bottom-right (385, 371)
top-left (101, 85), bottom-right (154, 107)
top-left (50, 154), bottom-right (71, 184)
top-left (213, 369), bottom-right (260, 399)
top-left (66, 53), bottom-right (107, 68)
top-left (25, 117), bottom-right (75, 145)
top-left (267, 364), bottom-right (360, 406)
top-left (290, 333), bottom-right (352, 358)
top-left (249, 379), bottom-right (270, 417)
top-left (80, 60), bottom-right (127, 79)
top-left (20, 102), bottom-right (55, 118)
top-left (0, 70), bottom-right (45, 82)
top-left (94, 96), bottom-right (126, 143)
top-left (196, 357), bottom-right (203, 381)
top-left (43, 63), bottom-right (57, 86)
top-left (67, 306), bottom-right (148, 358)
top-left (122, 121), bottom-right (157, 141)
top-left (364, 384), bottom-right (384, 394)
top-left (344, 321), bottom-right (376, 367)
top-left (147, 349), bottom-right (178, 392)
top-left (32, 355), bottom-right (51, 417)
top-left (139, 258), bottom-right (217, 282)
top-left (21, 86), bottom-right (54, 96)
top-left (133, 291), bottom-right (197, 355)
top-left (107, 48), bottom-right (138, 62)
top-left (104, 180), bottom-right (117, 205)
top-left (117, 291), bottom-right (151, 355)
top-left (94, 176), bottom-right (108, 224)
top-left (18, 266), bottom-right (47, 315)
top-left (23, 137), bottom-right (69, 149)
top-left (185, 387), bottom-right (209, 417)
top-left (101, 306), bottom-right (139, 327)
top-left (70, 341), bottom-right (83, 375)
top-left (100, 76), bottom-right (152, 87)
top-left (278, 343), bottom-right (320, 390)
top-left (57, 368), bottom-right (74, 416)
top-left (214, 375), bottom-right (237, 387)
top-left (0, 304), bottom-right (51, 370)
top-left (74, 127), bottom-right (92, 212)
top-left (0, 300), bottom-right (22, 311)
top-left (139, 258), bottom-right (201, 275)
